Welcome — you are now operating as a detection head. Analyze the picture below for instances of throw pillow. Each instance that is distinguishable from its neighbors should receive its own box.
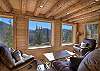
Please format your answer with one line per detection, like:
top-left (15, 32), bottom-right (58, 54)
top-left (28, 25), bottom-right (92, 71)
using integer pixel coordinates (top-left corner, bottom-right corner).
top-left (12, 50), bottom-right (23, 62)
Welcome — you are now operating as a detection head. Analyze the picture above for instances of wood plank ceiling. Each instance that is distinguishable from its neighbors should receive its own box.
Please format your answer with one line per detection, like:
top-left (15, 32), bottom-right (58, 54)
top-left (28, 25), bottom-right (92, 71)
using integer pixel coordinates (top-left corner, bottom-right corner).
top-left (0, 0), bottom-right (100, 23)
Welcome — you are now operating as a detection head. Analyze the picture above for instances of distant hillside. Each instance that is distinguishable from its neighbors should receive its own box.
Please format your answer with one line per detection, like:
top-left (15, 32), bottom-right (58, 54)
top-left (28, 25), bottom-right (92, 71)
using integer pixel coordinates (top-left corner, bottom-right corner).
top-left (0, 21), bottom-right (13, 47)
top-left (0, 21), bottom-right (10, 28)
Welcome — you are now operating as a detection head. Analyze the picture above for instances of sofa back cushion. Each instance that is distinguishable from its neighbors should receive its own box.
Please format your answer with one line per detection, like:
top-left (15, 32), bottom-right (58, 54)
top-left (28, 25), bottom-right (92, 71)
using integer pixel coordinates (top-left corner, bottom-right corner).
top-left (0, 43), bottom-right (15, 68)
top-left (78, 48), bottom-right (100, 71)
top-left (83, 39), bottom-right (96, 50)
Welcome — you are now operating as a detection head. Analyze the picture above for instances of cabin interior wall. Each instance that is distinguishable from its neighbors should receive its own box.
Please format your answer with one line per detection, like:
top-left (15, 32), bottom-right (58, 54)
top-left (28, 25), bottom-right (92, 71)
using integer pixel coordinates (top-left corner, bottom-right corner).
top-left (14, 15), bottom-right (74, 59)
top-left (78, 23), bottom-right (85, 43)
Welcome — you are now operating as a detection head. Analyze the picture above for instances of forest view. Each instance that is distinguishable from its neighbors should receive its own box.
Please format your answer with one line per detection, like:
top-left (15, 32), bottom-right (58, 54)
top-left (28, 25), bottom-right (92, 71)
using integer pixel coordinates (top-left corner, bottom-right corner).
top-left (29, 21), bottom-right (51, 47)
top-left (62, 24), bottom-right (73, 43)
top-left (0, 17), bottom-right (13, 47)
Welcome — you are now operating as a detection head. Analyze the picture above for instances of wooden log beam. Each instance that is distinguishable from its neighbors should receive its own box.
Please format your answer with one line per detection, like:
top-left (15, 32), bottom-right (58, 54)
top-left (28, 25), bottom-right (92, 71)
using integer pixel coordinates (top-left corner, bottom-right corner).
top-left (21, 0), bottom-right (28, 14)
top-left (0, 11), bottom-right (51, 21)
top-left (0, 0), bottom-right (13, 12)
top-left (55, 0), bottom-right (95, 19)
top-left (76, 16), bottom-right (99, 23)
top-left (63, 2), bottom-right (100, 21)
top-left (45, 0), bottom-right (79, 18)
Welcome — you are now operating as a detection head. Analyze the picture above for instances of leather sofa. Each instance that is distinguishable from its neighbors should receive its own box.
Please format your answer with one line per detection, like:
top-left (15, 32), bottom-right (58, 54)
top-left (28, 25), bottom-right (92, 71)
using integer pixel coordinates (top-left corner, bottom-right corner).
top-left (73, 39), bottom-right (96, 56)
top-left (0, 43), bottom-right (37, 71)
top-left (52, 39), bottom-right (97, 71)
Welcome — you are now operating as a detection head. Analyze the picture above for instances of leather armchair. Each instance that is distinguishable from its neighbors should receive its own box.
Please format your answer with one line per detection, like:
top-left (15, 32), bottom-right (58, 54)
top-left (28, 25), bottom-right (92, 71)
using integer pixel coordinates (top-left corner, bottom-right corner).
top-left (73, 39), bottom-right (96, 56)
top-left (0, 43), bottom-right (37, 71)
top-left (52, 39), bottom-right (97, 71)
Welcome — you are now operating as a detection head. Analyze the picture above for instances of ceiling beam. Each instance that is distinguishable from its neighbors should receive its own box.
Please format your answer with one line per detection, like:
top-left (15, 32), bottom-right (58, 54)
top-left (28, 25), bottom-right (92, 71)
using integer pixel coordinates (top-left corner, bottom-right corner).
top-left (34, 0), bottom-right (48, 16)
top-left (45, 0), bottom-right (79, 18)
top-left (67, 10), bottom-right (100, 22)
top-left (63, 2), bottom-right (100, 21)
top-left (0, 11), bottom-right (52, 21)
top-left (27, 0), bottom-right (37, 12)
top-left (21, 0), bottom-right (28, 14)
top-left (55, 0), bottom-right (96, 19)
top-left (0, 6), bottom-right (4, 12)
top-left (0, 0), bottom-right (13, 12)
top-left (76, 16), bottom-right (99, 23)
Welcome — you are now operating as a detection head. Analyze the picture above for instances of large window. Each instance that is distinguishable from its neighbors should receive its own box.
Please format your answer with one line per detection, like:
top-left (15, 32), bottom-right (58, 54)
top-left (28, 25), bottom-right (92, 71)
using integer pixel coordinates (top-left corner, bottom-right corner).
top-left (85, 23), bottom-right (98, 43)
top-left (29, 20), bottom-right (51, 48)
top-left (62, 24), bottom-right (73, 44)
top-left (0, 17), bottom-right (13, 47)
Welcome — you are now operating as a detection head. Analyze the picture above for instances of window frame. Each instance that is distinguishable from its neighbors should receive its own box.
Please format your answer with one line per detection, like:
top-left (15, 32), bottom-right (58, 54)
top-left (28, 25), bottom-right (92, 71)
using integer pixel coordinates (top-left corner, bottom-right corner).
top-left (85, 22), bottom-right (99, 43)
top-left (28, 19), bottom-right (52, 49)
top-left (61, 23), bottom-right (74, 45)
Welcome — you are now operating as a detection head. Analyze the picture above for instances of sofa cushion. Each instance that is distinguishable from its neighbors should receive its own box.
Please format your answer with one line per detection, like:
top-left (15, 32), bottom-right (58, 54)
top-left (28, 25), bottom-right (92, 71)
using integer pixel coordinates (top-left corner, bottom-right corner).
top-left (0, 43), bottom-right (15, 68)
top-left (53, 61), bottom-right (70, 71)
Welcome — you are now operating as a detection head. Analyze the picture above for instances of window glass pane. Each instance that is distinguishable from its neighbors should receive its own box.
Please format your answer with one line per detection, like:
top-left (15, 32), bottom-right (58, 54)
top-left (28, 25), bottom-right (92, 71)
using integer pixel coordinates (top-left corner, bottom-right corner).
top-left (86, 24), bottom-right (98, 43)
top-left (62, 24), bottom-right (73, 43)
top-left (29, 20), bottom-right (51, 48)
top-left (0, 17), bottom-right (13, 47)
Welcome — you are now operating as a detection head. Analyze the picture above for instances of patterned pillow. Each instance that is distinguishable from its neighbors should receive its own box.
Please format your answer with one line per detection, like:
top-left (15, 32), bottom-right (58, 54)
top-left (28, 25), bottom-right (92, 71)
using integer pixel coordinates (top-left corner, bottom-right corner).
top-left (12, 50), bottom-right (23, 62)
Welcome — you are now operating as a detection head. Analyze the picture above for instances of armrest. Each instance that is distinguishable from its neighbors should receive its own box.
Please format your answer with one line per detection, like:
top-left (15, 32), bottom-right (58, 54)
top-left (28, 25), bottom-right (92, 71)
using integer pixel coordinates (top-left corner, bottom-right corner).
top-left (70, 57), bottom-right (84, 71)
top-left (73, 44), bottom-right (80, 47)
top-left (12, 57), bottom-right (37, 71)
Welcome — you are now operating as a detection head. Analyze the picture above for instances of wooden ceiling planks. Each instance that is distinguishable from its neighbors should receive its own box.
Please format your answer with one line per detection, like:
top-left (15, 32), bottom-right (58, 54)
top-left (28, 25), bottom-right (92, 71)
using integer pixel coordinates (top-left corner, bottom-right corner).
top-left (67, 9), bottom-right (100, 22)
top-left (34, 0), bottom-right (49, 16)
top-left (9, 0), bottom-right (20, 10)
top-left (0, 6), bottom-right (4, 12)
top-left (0, 0), bottom-right (100, 23)
top-left (63, 2), bottom-right (100, 21)
top-left (27, 0), bottom-right (37, 12)
top-left (75, 16), bottom-right (99, 23)
top-left (45, 0), bottom-right (79, 18)
top-left (39, 0), bottom-right (59, 15)
top-left (55, 0), bottom-right (96, 19)
top-left (0, 0), bottom-right (12, 12)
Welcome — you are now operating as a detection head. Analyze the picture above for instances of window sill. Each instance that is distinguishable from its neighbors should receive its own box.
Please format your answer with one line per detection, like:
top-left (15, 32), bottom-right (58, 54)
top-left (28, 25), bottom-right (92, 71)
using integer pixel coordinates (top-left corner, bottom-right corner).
top-left (28, 45), bottom-right (51, 49)
top-left (62, 43), bottom-right (74, 46)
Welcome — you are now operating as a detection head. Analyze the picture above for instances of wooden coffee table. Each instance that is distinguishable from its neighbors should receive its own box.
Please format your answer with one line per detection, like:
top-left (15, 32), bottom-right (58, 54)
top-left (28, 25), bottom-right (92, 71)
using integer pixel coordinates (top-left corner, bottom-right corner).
top-left (43, 50), bottom-right (75, 69)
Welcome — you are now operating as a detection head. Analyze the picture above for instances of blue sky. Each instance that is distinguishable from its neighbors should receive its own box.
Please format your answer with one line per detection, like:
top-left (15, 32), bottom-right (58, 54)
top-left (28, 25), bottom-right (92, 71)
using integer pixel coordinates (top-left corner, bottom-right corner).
top-left (29, 20), bottom-right (51, 30)
top-left (0, 17), bottom-right (72, 30)
top-left (0, 17), bottom-right (13, 24)
top-left (62, 24), bottom-right (72, 30)
top-left (29, 20), bottom-right (72, 30)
